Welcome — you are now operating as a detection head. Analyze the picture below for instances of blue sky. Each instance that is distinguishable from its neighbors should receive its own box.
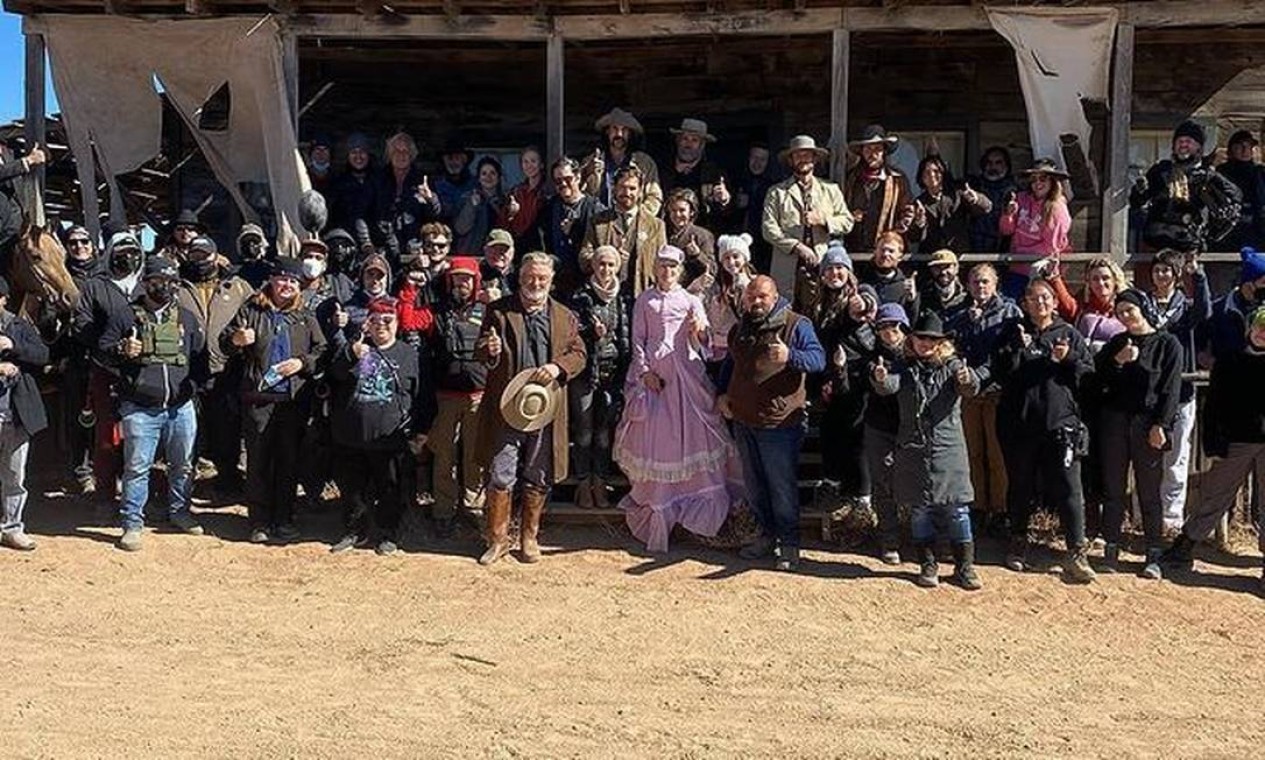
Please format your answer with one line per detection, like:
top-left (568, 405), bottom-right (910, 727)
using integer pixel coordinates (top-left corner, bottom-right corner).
top-left (0, 10), bottom-right (59, 124)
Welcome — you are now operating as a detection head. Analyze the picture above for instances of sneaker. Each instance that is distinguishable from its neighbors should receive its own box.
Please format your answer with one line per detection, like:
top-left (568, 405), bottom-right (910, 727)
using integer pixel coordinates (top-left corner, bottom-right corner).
top-left (917, 561), bottom-right (940, 588)
top-left (775, 545), bottom-right (800, 572)
top-left (375, 539), bottom-right (398, 556)
top-left (273, 523), bottom-right (300, 542)
top-left (168, 512), bottom-right (205, 536)
top-left (1, 530), bottom-right (37, 551)
top-left (330, 533), bottom-right (364, 554)
top-left (879, 547), bottom-right (901, 566)
top-left (1159, 533), bottom-right (1196, 572)
top-left (118, 527), bottom-right (143, 552)
top-left (1004, 536), bottom-right (1028, 573)
top-left (739, 536), bottom-right (775, 560)
top-left (249, 528), bottom-right (270, 544)
top-left (1100, 543), bottom-right (1120, 574)
top-left (76, 473), bottom-right (97, 496)
top-left (1140, 549), bottom-right (1163, 580)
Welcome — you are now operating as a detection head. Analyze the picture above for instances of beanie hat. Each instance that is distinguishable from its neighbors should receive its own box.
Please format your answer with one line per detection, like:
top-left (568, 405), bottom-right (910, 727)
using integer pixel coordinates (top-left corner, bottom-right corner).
top-left (347, 132), bottom-right (374, 153)
top-left (1173, 120), bottom-right (1206, 148)
top-left (717, 233), bottom-right (753, 262)
top-left (875, 302), bottom-right (910, 330)
top-left (1241, 246), bottom-right (1265, 284)
top-left (1115, 288), bottom-right (1160, 327)
top-left (820, 240), bottom-right (852, 271)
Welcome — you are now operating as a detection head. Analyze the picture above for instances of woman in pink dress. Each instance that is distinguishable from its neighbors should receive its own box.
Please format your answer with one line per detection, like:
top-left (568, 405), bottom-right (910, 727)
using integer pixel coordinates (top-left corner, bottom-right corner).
top-left (615, 245), bottom-right (743, 552)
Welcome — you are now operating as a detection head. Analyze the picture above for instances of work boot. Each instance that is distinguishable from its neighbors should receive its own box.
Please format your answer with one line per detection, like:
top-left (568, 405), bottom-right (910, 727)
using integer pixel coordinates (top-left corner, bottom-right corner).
top-left (1159, 532), bottom-right (1196, 572)
top-left (1062, 543), bottom-right (1097, 584)
top-left (739, 535), bottom-right (775, 560)
top-left (574, 476), bottom-right (595, 510)
top-left (1004, 536), bottom-right (1028, 573)
top-left (775, 544), bottom-right (800, 572)
top-left (591, 476), bottom-right (612, 509)
top-left (916, 543), bottom-right (939, 588)
top-left (1100, 543), bottom-right (1120, 574)
top-left (952, 541), bottom-right (983, 591)
top-left (168, 512), bottom-right (204, 536)
top-left (519, 488), bottom-right (548, 563)
top-left (118, 527), bottom-right (143, 552)
top-left (478, 488), bottom-right (512, 566)
top-left (879, 543), bottom-right (901, 566)
top-left (1140, 548), bottom-right (1164, 580)
top-left (330, 533), bottom-right (365, 554)
top-left (0, 530), bottom-right (37, 551)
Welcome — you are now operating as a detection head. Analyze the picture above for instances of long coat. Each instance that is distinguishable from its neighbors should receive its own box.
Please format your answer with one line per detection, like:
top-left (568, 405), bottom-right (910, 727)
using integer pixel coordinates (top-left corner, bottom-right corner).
top-left (761, 177), bottom-right (853, 301)
top-left (873, 358), bottom-right (977, 507)
top-left (581, 207), bottom-right (668, 296)
top-left (475, 296), bottom-right (587, 483)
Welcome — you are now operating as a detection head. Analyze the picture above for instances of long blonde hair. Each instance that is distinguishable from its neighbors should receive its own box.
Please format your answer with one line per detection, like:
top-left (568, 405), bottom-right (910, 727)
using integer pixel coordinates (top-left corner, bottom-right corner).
top-left (1078, 256), bottom-right (1131, 305)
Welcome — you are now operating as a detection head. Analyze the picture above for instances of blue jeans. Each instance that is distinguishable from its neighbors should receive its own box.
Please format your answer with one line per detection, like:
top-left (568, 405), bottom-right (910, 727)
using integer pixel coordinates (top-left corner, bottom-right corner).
top-left (733, 422), bottom-right (805, 548)
top-left (911, 503), bottom-right (973, 545)
top-left (119, 400), bottom-right (197, 530)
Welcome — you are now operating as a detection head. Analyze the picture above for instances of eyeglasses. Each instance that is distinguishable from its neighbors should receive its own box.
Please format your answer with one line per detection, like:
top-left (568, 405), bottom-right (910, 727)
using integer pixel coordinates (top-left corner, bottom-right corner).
top-left (554, 174), bottom-right (578, 185)
top-left (68, 238), bottom-right (91, 247)
top-left (424, 241), bottom-right (451, 250)
top-left (367, 314), bottom-right (397, 325)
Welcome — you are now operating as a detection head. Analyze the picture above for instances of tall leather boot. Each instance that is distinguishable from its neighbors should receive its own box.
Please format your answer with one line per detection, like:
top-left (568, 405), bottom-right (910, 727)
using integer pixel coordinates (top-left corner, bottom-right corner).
top-left (478, 488), bottom-right (512, 566)
top-left (519, 487), bottom-right (548, 563)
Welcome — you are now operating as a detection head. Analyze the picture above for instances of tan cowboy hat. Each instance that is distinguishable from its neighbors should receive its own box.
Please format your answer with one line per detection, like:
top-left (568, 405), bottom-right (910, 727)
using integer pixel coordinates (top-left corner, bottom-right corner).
top-left (669, 118), bottom-right (717, 143)
top-left (595, 108), bottom-right (644, 134)
top-left (1019, 157), bottom-right (1071, 181)
top-left (500, 369), bottom-right (563, 433)
top-left (848, 124), bottom-right (900, 150)
top-left (778, 135), bottom-right (831, 166)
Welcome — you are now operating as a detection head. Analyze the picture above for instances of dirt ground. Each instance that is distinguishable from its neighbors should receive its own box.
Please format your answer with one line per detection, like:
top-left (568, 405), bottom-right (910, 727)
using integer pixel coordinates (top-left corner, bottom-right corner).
top-left (2, 468), bottom-right (1263, 760)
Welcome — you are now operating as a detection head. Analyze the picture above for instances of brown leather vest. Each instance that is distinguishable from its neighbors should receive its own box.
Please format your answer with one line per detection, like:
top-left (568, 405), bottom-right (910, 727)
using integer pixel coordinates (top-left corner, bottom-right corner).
top-left (727, 311), bottom-right (807, 428)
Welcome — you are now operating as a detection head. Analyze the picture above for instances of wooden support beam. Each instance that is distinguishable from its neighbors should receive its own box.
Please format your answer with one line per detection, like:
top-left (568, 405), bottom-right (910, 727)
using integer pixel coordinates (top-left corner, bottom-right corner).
top-left (554, 10), bottom-right (840, 40)
top-left (286, 13), bottom-right (551, 40)
top-left (829, 28), bottom-right (849, 183)
top-left (546, 31), bottom-right (565, 164)
top-left (1101, 22), bottom-right (1135, 259)
top-left (24, 31), bottom-right (46, 222)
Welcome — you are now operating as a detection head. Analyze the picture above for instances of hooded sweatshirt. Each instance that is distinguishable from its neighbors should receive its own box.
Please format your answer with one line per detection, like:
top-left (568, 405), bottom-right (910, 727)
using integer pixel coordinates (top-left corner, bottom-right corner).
top-left (430, 261), bottom-right (488, 394)
top-left (328, 336), bottom-right (434, 449)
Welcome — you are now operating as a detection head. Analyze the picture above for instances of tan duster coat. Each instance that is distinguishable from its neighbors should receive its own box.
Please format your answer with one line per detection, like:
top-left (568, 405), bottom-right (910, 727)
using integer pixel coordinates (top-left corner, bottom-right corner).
top-left (761, 177), bottom-right (853, 301)
top-left (475, 296), bottom-right (587, 484)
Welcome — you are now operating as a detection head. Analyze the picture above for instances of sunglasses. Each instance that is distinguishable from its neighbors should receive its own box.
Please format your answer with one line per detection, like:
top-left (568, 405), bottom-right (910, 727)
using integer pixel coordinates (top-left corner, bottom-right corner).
top-left (68, 238), bottom-right (92, 247)
top-left (367, 314), bottom-right (397, 325)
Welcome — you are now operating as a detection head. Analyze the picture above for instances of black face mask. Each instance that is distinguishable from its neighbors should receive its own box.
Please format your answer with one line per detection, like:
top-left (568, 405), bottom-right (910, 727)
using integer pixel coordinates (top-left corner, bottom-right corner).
top-left (110, 251), bottom-right (139, 278)
top-left (329, 243), bottom-right (355, 273)
top-left (240, 239), bottom-right (266, 262)
top-left (186, 258), bottom-right (218, 282)
top-left (146, 281), bottom-right (175, 305)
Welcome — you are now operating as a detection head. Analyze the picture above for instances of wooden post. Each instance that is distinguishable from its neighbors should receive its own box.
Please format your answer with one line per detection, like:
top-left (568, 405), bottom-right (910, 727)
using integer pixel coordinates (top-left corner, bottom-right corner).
top-left (282, 30), bottom-right (300, 130)
top-left (546, 31), bottom-right (565, 164)
top-left (1100, 22), bottom-right (1134, 258)
top-left (24, 32), bottom-right (46, 219)
top-left (830, 28), bottom-right (850, 183)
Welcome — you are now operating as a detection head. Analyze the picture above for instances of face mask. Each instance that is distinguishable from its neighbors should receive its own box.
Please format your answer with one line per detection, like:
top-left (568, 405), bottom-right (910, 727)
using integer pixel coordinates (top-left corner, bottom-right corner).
top-left (240, 239), bottom-right (265, 262)
top-left (110, 251), bottom-right (138, 277)
top-left (187, 258), bottom-right (217, 282)
top-left (310, 160), bottom-right (331, 173)
top-left (146, 281), bottom-right (175, 305)
top-left (330, 245), bottom-right (354, 273)
top-left (301, 257), bottom-right (326, 280)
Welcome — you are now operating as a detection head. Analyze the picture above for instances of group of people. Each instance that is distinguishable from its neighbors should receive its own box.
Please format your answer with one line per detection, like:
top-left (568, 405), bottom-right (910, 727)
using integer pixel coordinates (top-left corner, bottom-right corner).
top-left (0, 112), bottom-right (1262, 594)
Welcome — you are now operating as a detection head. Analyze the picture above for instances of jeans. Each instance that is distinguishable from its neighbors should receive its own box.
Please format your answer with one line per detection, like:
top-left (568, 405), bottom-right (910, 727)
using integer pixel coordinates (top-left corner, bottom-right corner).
top-left (911, 503), bottom-right (973, 545)
top-left (733, 422), bottom-right (805, 549)
top-left (487, 426), bottom-right (554, 492)
top-left (0, 422), bottom-right (31, 534)
top-left (118, 400), bottom-right (197, 531)
top-left (1160, 398), bottom-right (1196, 529)
top-left (568, 370), bottom-right (621, 482)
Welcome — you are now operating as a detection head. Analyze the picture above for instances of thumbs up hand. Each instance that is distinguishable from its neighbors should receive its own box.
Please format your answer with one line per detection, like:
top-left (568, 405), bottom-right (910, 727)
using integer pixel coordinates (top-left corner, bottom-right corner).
top-left (962, 181), bottom-right (979, 205)
top-left (416, 176), bottom-right (436, 204)
top-left (767, 334), bottom-right (790, 365)
top-left (1051, 335), bottom-right (1070, 363)
top-left (334, 302), bottom-right (349, 329)
top-left (872, 355), bottom-right (889, 384)
top-left (25, 142), bottom-right (47, 168)
top-left (483, 324), bottom-right (502, 359)
top-left (1017, 322), bottom-right (1033, 349)
top-left (832, 344), bottom-right (847, 369)
top-left (120, 325), bottom-right (143, 359)
top-left (954, 361), bottom-right (974, 388)
top-left (351, 327), bottom-right (369, 360)
top-left (232, 325), bottom-right (256, 347)
top-left (1116, 337), bottom-right (1140, 365)
top-left (507, 193), bottom-right (522, 219)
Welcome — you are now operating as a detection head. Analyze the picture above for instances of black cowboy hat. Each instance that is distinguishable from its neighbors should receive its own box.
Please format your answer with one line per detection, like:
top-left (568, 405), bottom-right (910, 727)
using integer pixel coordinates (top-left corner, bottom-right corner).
top-left (1019, 157), bottom-right (1071, 181)
top-left (171, 209), bottom-right (205, 231)
top-left (911, 310), bottom-right (949, 339)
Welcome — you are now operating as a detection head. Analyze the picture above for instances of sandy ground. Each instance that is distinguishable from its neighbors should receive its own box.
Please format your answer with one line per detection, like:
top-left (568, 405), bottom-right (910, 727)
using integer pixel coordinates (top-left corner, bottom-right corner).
top-left (1, 474), bottom-right (1263, 760)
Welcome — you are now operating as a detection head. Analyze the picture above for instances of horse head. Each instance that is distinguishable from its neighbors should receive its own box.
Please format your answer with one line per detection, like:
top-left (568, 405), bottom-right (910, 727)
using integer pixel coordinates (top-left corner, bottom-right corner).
top-left (12, 219), bottom-right (81, 314)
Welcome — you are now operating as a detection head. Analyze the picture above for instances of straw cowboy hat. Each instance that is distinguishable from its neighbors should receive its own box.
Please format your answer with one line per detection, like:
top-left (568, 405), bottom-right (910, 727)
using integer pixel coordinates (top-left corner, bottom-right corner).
top-left (778, 135), bottom-right (831, 166)
top-left (500, 369), bottom-right (564, 433)
top-left (669, 118), bottom-right (717, 143)
top-left (849, 124), bottom-right (900, 150)
top-left (1019, 157), bottom-right (1071, 180)
top-left (595, 108), bottom-right (645, 134)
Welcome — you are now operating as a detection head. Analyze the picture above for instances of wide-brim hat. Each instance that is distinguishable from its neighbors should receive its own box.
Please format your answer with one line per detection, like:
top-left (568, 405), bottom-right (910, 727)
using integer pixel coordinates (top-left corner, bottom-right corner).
top-left (669, 118), bottom-right (717, 143)
top-left (1019, 157), bottom-right (1070, 181)
top-left (595, 108), bottom-right (644, 135)
top-left (778, 135), bottom-right (831, 166)
top-left (500, 369), bottom-right (563, 433)
top-left (911, 310), bottom-right (948, 339)
top-left (849, 124), bottom-right (899, 150)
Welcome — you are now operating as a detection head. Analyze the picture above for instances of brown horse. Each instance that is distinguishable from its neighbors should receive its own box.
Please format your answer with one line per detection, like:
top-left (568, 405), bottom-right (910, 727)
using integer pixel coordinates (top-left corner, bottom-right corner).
top-left (9, 220), bottom-right (80, 321)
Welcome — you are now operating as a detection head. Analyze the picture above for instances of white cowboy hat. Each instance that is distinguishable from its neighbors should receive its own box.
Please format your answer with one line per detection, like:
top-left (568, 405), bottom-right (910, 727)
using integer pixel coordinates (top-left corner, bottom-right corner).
top-left (669, 118), bottom-right (717, 143)
top-left (595, 108), bottom-right (645, 134)
top-left (778, 135), bottom-right (831, 166)
top-left (500, 369), bottom-right (563, 433)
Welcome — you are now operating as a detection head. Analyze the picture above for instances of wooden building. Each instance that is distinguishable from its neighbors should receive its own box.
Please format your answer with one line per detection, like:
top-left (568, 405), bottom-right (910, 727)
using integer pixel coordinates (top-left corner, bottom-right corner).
top-left (6, 1), bottom-right (1265, 254)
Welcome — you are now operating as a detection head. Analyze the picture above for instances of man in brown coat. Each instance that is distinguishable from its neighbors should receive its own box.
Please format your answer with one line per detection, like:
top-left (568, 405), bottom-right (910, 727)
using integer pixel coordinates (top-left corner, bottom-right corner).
top-left (475, 252), bottom-right (587, 565)
top-left (582, 166), bottom-right (668, 296)
top-left (843, 124), bottom-right (915, 252)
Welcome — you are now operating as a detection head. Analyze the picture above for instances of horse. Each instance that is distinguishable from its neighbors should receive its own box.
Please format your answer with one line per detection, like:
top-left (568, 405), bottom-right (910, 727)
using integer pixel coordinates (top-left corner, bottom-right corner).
top-left (8, 219), bottom-right (80, 324)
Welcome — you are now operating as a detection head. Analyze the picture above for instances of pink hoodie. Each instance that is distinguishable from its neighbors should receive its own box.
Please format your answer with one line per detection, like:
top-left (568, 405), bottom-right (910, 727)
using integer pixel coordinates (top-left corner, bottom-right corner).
top-left (1000, 192), bottom-right (1071, 275)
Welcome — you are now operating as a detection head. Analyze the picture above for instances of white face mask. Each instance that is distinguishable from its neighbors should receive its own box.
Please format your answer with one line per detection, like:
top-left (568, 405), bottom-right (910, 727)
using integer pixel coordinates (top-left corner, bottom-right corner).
top-left (301, 257), bottom-right (326, 280)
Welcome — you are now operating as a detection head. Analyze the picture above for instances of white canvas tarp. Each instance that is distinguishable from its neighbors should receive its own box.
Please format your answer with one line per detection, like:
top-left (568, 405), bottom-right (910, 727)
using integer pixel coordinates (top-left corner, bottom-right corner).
top-left (26, 15), bottom-right (309, 253)
top-left (987, 7), bottom-right (1119, 175)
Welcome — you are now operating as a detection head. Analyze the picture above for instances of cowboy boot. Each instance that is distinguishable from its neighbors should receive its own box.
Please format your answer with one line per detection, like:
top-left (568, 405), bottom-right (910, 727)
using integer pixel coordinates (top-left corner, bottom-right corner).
top-left (519, 488), bottom-right (548, 563)
top-left (478, 489), bottom-right (512, 566)
top-left (575, 476), bottom-right (595, 510)
top-left (591, 475), bottom-right (612, 510)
